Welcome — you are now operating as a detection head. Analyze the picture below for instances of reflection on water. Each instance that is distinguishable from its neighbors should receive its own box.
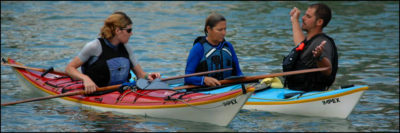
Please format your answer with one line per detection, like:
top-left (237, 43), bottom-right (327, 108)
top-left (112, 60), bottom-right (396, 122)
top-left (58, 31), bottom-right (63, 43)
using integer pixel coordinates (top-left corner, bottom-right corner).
top-left (1, 1), bottom-right (399, 132)
top-left (232, 110), bottom-right (357, 132)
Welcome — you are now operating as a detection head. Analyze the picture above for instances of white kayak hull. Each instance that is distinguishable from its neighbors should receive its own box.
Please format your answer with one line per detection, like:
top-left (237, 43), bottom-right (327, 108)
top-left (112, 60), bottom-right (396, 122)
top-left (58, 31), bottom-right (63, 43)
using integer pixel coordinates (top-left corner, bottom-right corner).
top-left (203, 84), bottom-right (368, 119)
top-left (79, 92), bottom-right (252, 126)
top-left (244, 85), bottom-right (368, 118)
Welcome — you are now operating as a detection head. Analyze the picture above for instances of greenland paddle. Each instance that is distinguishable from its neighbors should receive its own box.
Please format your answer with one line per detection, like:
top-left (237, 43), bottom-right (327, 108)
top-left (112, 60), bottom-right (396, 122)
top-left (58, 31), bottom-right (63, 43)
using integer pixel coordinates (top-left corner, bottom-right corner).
top-left (1, 84), bottom-right (121, 106)
top-left (1, 62), bottom-right (66, 75)
top-left (136, 68), bottom-right (233, 90)
top-left (1, 68), bottom-right (232, 106)
top-left (173, 67), bottom-right (329, 90)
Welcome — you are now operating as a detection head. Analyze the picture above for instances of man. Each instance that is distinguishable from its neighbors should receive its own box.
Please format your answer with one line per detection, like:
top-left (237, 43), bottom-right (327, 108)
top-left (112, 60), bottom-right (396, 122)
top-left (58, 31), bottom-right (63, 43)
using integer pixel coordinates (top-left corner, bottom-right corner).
top-left (283, 3), bottom-right (338, 92)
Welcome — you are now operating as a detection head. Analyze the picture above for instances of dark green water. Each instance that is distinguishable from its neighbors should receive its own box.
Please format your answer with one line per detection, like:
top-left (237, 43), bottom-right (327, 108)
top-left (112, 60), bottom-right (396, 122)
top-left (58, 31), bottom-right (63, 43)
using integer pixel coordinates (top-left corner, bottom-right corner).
top-left (1, 1), bottom-right (398, 132)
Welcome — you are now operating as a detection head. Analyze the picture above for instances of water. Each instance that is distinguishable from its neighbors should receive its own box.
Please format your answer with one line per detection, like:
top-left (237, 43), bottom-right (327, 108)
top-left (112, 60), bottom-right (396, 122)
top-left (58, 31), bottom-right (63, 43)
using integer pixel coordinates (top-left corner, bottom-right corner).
top-left (1, 1), bottom-right (398, 132)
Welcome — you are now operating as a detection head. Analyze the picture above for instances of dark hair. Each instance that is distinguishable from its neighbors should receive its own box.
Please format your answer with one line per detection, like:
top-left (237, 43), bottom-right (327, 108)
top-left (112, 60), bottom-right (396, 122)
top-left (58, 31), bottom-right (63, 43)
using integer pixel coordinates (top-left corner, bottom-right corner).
top-left (100, 11), bottom-right (133, 40)
top-left (204, 13), bottom-right (226, 36)
top-left (309, 3), bottom-right (331, 28)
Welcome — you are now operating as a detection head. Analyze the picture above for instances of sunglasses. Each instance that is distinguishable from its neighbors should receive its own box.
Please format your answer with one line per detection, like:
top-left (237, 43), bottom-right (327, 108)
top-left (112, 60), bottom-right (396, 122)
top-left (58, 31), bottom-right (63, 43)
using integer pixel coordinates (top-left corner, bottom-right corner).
top-left (120, 28), bottom-right (132, 33)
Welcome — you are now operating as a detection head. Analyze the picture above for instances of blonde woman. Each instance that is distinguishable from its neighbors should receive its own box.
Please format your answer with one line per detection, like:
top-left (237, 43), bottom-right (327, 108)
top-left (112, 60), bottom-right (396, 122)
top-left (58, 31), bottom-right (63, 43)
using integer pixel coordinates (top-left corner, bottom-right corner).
top-left (66, 11), bottom-right (160, 95)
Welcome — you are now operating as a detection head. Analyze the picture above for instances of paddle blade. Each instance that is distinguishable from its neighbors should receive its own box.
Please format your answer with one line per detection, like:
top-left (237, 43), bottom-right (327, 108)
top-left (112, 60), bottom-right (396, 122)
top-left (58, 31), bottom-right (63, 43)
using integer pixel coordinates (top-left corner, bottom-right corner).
top-left (136, 78), bottom-right (150, 89)
top-left (136, 78), bottom-right (172, 90)
top-left (146, 79), bottom-right (172, 90)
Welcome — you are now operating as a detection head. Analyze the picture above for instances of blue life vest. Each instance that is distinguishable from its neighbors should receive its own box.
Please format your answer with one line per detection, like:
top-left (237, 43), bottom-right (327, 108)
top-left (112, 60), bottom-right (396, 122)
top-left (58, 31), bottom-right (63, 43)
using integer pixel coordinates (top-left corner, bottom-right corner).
top-left (81, 38), bottom-right (132, 88)
top-left (193, 36), bottom-right (234, 80)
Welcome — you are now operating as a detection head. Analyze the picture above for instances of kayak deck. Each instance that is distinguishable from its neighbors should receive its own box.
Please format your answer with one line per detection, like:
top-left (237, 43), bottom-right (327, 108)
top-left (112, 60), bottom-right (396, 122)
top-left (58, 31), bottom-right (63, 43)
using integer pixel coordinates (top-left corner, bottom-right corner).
top-left (17, 68), bottom-right (250, 108)
top-left (6, 58), bottom-right (256, 126)
top-left (248, 85), bottom-right (368, 103)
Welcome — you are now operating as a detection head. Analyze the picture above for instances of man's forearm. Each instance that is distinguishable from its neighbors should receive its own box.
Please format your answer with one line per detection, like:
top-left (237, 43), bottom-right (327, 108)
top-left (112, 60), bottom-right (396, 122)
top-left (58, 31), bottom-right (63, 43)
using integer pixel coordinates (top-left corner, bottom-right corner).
top-left (291, 20), bottom-right (305, 46)
top-left (316, 57), bottom-right (332, 76)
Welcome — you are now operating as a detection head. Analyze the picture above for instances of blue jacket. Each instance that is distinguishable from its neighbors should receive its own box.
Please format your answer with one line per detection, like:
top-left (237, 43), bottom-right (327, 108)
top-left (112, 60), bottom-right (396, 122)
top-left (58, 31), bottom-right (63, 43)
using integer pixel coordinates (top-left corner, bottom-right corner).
top-left (184, 37), bottom-right (243, 86)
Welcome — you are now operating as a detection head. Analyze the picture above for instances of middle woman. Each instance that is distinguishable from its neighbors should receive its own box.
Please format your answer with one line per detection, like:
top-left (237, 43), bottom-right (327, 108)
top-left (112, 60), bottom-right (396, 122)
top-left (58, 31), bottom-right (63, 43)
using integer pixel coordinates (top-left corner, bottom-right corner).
top-left (185, 13), bottom-right (243, 87)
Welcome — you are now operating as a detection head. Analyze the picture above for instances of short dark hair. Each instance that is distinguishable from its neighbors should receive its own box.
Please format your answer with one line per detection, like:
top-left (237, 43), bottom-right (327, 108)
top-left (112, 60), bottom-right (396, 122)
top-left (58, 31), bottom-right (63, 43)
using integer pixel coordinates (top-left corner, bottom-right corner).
top-left (310, 3), bottom-right (332, 28)
top-left (204, 13), bottom-right (226, 36)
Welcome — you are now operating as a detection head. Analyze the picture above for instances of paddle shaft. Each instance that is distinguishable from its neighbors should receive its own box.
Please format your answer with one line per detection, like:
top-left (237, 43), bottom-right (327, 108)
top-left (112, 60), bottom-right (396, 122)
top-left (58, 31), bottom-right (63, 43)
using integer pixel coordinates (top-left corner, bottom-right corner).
top-left (173, 67), bottom-right (329, 90)
top-left (160, 68), bottom-right (232, 81)
top-left (1, 84), bottom-right (120, 106)
top-left (1, 66), bottom-right (232, 106)
top-left (1, 63), bottom-right (66, 75)
top-left (1, 62), bottom-right (231, 81)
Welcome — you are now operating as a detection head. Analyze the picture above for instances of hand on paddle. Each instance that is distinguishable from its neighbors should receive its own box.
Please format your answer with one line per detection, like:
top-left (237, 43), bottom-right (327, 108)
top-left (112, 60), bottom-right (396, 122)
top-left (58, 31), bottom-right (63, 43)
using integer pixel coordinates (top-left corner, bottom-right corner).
top-left (146, 72), bottom-right (161, 81)
top-left (83, 76), bottom-right (98, 94)
top-left (204, 76), bottom-right (221, 87)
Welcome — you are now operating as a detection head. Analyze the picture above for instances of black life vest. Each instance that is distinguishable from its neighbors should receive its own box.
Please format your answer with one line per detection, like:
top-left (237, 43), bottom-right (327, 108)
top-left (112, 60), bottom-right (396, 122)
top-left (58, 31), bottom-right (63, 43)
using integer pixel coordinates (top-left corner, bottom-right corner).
top-left (282, 33), bottom-right (338, 91)
top-left (81, 38), bottom-right (132, 88)
top-left (193, 36), bottom-right (234, 80)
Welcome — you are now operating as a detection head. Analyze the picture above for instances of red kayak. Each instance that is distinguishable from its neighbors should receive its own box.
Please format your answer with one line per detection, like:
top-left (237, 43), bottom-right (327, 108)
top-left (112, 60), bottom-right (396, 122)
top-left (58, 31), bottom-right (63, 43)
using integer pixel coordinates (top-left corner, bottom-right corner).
top-left (3, 58), bottom-right (255, 126)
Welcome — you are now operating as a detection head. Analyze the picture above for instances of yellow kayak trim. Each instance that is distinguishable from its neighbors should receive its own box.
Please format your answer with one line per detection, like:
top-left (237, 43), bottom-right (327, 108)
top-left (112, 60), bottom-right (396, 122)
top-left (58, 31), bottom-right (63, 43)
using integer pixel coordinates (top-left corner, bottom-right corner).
top-left (246, 86), bottom-right (368, 105)
top-left (14, 67), bottom-right (255, 109)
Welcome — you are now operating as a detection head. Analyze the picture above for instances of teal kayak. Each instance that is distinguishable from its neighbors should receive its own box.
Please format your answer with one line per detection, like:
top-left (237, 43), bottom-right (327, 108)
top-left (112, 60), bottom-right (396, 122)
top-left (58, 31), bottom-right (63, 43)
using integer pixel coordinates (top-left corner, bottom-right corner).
top-left (132, 71), bottom-right (368, 118)
top-left (201, 84), bottom-right (368, 119)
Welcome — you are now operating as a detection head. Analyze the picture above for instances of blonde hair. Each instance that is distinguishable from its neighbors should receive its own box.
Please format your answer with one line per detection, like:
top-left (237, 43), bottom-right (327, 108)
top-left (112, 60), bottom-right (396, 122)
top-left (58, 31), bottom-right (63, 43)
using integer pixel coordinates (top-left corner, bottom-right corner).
top-left (100, 11), bottom-right (132, 40)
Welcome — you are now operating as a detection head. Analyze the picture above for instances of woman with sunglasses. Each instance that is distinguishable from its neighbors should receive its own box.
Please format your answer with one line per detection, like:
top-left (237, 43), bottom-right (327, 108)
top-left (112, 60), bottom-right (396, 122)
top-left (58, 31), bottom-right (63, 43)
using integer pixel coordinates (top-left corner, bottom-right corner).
top-left (66, 11), bottom-right (160, 95)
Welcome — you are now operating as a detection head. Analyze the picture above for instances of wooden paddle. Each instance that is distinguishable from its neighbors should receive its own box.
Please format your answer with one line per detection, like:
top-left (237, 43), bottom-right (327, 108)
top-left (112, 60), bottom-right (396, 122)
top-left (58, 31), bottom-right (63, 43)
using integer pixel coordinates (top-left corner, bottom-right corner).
top-left (1, 68), bottom-right (232, 106)
top-left (173, 67), bottom-right (329, 90)
top-left (1, 84), bottom-right (120, 106)
top-left (1, 62), bottom-right (66, 75)
top-left (160, 68), bottom-right (232, 81)
top-left (2, 58), bottom-right (231, 81)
